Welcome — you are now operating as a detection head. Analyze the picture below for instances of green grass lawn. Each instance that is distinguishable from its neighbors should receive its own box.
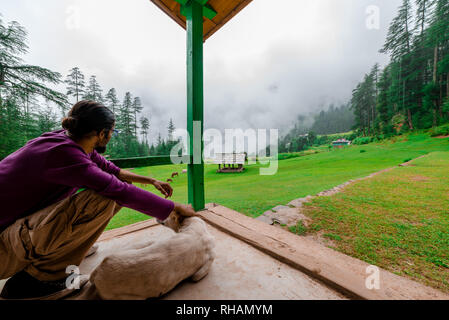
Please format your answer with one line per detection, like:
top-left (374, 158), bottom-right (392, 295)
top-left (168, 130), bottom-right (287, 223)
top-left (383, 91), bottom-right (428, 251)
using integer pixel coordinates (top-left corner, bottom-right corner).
top-left (106, 133), bottom-right (449, 230)
top-left (300, 151), bottom-right (449, 293)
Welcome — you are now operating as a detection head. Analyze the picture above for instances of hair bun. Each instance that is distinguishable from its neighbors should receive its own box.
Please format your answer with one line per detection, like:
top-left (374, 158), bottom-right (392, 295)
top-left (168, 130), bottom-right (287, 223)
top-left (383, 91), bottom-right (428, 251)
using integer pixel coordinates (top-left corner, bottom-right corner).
top-left (62, 116), bottom-right (78, 131)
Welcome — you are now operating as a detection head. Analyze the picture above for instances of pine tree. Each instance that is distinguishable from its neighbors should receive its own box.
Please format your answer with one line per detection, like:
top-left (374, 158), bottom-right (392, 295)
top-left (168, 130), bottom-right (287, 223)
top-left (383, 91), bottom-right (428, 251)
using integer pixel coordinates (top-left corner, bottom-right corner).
top-left (381, 0), bottom-right (413, 59)
top-left (0, 16), bottom-right (67, 107)
top-left (105, 88), bottom-right (119, 116)
top-left (83, 75), bottom-right (103, 103)
top-left (167, 118), bottom-right (176, 141)
top-left (0, 15), bottom-right (67, 158)
top-left (370, 64), bottom-right (380, 132)
top-left (65, 67), bottom-right (85, 103)
top-left (432, 0), bottom-right (449, 104)
top-left (37, 104), bottom-right (59, 133)
top-left (150, 144), bottom-right (156, 155)
top-left (132, 97), bottom-right (143, 137)
top-left (376, 66), bottom-right (394, 133)
top-left (140, 116), bottom-right (150, 144)
top-left (424, 0), bottom-right (449, 122)
top-left (119, 92), bottom-right (133, 136)
top-left (381, 0), bottom-right (415, 129)
top-left (415, 0), bottom-right (436, 37)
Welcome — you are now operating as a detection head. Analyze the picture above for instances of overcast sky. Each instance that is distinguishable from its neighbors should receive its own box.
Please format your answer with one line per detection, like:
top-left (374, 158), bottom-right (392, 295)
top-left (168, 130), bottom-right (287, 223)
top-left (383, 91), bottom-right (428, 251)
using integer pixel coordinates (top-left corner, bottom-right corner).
top-left (2, 0), bottom-right (402, 144)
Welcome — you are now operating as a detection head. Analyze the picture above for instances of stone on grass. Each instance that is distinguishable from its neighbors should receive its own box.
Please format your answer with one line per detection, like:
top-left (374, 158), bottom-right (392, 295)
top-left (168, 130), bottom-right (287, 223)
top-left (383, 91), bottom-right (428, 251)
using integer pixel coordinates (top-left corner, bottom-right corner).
top-left (288, 196), bottom-right (313, 208)
top-left (255, 215), bottom-right (274, 225)
top-left (262, 208), bottom-right (302, 226)
top-left (271, 205), bottom-right (290, 213)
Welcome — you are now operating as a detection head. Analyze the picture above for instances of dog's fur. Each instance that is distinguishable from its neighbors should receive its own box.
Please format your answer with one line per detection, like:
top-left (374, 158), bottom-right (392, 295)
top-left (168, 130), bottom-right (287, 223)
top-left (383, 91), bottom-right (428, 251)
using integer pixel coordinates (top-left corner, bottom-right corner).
top-left (159, 210), bottom-right (184, 232)
top-left (171, 172), bottom-right (179, 178)
top-left (89, 217), bottom-right (215, 300)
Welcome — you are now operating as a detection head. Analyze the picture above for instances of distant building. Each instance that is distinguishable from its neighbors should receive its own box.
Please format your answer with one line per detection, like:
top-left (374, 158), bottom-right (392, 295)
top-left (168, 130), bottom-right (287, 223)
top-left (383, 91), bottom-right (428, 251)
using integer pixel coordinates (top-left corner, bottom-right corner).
top-left (214, 153), bottom-right (245, 173)
top-left (332, 139), bottom-right (351, 148)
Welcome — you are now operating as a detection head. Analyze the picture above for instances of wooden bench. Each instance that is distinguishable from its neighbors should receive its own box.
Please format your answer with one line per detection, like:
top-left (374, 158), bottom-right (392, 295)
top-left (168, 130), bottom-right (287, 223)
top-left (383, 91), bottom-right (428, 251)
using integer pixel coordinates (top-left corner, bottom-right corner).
top-left (214, 153), bottom-right (245, 173)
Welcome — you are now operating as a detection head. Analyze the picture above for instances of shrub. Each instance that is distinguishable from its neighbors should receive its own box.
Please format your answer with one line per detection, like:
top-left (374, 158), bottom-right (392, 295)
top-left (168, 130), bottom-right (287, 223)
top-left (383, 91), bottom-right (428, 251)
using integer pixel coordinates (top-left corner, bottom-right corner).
top-left (353, 137), bottom-right (373, 145)
top-left (111, 155), bottom-right (172, 168)
top-left (324, 233), bottom-right (342, 241)
top-left (289, 221), bottom-right (307, 235)
top-left (278, 153), bottom-right (302, 161)
top-left (374, 134), bottom-right (385, 141)
top-left (429, 124), bottom-right (449, 137)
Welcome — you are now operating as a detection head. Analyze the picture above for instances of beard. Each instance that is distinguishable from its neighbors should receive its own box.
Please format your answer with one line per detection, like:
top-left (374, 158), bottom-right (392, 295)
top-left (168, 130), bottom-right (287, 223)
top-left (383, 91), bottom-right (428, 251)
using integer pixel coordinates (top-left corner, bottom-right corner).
top-left (95, 143), bottom-right (107, 154)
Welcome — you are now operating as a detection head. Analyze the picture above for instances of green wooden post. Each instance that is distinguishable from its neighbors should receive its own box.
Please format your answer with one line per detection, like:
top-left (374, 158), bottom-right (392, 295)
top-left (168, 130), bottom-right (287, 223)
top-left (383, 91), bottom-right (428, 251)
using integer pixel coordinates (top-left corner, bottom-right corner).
top-left (185, 0), bottom-right (205, 211)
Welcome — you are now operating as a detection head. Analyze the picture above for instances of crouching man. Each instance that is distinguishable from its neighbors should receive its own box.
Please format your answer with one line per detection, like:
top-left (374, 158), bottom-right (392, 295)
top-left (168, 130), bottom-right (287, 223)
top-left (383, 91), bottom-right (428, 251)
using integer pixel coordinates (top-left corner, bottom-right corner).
top-left (0, 100), bottom-right (196, 300)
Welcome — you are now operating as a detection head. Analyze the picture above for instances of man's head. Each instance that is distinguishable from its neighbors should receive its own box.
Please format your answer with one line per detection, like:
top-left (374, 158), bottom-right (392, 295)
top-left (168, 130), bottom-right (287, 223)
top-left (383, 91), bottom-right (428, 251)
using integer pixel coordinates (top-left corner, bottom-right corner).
top-left (62, 100), bottom-right (116, 154)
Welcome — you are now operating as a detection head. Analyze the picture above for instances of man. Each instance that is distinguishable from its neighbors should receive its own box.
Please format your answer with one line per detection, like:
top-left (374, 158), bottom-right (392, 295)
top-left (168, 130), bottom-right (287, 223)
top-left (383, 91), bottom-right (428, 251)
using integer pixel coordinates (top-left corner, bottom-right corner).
top-left (0, 100), bottom-right (196, 299)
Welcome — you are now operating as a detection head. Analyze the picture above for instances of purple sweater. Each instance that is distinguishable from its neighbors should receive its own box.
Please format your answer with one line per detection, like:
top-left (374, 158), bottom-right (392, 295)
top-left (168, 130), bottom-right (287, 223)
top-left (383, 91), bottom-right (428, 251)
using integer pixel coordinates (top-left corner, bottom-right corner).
top-left (0, 129), bottom-right (174, 231)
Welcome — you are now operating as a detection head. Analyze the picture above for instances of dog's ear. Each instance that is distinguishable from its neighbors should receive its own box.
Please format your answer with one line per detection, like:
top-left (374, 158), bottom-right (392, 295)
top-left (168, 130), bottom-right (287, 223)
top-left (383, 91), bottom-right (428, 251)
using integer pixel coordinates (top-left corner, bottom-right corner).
top-left (158, 210), bottom-right (184, 232)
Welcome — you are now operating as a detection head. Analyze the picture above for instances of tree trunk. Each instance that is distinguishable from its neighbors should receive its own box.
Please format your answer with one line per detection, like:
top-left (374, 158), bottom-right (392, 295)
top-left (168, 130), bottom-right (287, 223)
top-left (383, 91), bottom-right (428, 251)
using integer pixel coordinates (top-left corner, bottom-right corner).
top-left (439, 74), bottom-right (443, 119)
top-left (447, 72), bottom-right (449, 98)
top-left (75, 73), bottom-right (79, 102)
top-left (432, 109), bottom-right (437, 127)
top-left (0, 68), bottom-right (4, 86)
top-left (403, 80), bottom-right (406, 110)
top-left (433, 46), bottom-right (438, 83)
top-left (134, 111), bottom-right (137, 137)
top-left (407, 109), bottom-right (414, 130)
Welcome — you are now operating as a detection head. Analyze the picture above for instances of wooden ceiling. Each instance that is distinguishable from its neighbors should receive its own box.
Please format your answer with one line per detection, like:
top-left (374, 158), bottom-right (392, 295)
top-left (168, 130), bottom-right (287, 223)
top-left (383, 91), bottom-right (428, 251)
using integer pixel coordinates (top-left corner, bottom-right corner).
top-left (149, 0), bottom-right (253, 41)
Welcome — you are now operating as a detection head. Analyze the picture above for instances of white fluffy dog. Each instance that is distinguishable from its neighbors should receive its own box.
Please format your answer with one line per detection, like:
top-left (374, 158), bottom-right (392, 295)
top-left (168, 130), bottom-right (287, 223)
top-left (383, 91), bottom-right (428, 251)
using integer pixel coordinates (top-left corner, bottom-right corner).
top-left (89, 215), bottom-right (215, 300)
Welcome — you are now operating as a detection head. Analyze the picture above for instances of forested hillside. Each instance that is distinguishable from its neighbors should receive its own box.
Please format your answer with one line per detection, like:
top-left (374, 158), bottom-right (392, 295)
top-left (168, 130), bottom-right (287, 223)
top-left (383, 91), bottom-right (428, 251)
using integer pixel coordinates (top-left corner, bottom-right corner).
top-left (280, 0), bottom-right (448, 152)
top-left (310, 103), bottom-right (354, 135)
top-left (352, 0), bottom-right (449, 135)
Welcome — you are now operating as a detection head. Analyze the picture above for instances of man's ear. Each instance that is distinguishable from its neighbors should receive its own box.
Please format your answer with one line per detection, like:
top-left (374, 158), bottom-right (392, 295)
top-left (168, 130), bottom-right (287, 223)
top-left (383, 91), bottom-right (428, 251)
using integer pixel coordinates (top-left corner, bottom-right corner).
top-left (99, 128), bottom-right (108, 140)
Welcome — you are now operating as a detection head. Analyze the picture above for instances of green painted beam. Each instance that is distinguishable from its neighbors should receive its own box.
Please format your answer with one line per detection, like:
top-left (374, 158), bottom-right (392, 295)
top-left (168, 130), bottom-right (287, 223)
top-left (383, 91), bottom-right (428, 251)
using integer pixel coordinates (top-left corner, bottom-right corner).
top-left (178, 0), bottom-right (217, 20)
top-left (195, 0), bottom-right (209, 5)
top-left (175, 0), bottom-right (208, 5)
top-left (203, 4), bottom-right (217, 20)
top-left (174, 0), bottom-right (189, 5)
top-left (185, 0), bottom-right (205, 211)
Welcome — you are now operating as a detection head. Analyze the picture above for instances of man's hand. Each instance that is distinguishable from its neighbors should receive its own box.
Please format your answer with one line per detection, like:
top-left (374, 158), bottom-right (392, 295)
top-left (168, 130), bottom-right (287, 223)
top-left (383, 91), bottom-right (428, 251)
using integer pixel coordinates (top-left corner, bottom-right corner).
top-left (173, 203), bottom-right (198, 217)
top-left (152, 180), bottom-right (173, 199)
top-left (117, 169), bottom-right (173, 198)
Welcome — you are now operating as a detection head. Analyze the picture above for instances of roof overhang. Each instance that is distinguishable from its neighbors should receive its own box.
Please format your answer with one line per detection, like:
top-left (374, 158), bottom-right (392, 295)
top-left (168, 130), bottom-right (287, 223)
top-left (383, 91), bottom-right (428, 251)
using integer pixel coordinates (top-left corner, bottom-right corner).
top-left (149, 0), bottom-right (253, 41)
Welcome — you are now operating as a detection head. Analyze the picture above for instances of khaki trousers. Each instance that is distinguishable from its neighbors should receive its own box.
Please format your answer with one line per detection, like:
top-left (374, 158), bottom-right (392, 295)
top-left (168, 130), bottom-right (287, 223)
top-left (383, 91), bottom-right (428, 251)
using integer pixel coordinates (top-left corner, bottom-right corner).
top-left (0, 189), bottom-right (122, 281)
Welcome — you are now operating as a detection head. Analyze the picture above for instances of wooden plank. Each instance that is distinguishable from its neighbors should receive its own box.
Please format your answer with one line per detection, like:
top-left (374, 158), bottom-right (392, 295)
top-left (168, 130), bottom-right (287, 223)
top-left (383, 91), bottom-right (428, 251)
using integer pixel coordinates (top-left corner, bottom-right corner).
top-left (98, 219), bottom-right (159, 242)
top-left (150, 0), bottom-right (186, 30)
top-left (197, 205), bottom-right (449, 300)
top-left (204, 0), bottom-right (253, 40)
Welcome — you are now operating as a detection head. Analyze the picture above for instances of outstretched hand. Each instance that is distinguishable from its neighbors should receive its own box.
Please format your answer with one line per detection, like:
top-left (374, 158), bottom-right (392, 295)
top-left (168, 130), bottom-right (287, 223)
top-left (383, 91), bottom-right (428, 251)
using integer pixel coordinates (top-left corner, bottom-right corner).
top-left (152, 180), bottom-right (173, 198)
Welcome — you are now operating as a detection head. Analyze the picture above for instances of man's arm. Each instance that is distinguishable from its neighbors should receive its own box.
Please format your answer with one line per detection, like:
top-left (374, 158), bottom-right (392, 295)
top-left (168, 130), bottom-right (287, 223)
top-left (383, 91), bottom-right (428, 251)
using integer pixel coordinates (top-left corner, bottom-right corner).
top-left (44, 145), bottom-right (175, 221)
top-left (117, 169), bottom-right (173, 198)
top-left (117, 169), bottom-right (155, 185)
top-left (89, 150), bottom-right (120, 176)
top-left (90, 151), bottom-right (172, 198)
